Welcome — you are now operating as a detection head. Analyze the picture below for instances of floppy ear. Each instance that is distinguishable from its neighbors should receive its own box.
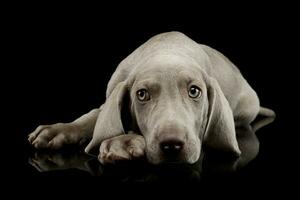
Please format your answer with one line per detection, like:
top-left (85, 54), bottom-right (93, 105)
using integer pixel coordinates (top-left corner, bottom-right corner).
top-left (204, 77), bottom-right (241, 156)
top-left (85, 81), bottom-right (128, 155)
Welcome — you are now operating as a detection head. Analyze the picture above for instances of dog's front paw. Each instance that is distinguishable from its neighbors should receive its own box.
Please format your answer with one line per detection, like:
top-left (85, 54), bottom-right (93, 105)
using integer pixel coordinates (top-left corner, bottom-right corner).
top-left (98, 133), bottom-right (146, 164)
top-left (28, 123), bottom-right (87, 149)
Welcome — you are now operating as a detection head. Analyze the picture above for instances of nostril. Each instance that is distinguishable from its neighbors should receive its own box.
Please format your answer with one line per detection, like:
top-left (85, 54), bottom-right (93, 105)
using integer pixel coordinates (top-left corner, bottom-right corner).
top-left (174, 145), bottom-right (182, 150)
top-left (160, 140), bottom-right (184, 154)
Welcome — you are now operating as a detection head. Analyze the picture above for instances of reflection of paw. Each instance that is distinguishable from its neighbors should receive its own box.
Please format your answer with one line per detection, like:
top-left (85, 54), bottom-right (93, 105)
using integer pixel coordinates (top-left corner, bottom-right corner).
top-left (28, 123), bottom-right (87, 149)
top-left (99, 134), bottom-right (146, 164)
top-left (29, 152), bottom-right (66, 172)
top-left (28, 151), bottom-right (93, 172)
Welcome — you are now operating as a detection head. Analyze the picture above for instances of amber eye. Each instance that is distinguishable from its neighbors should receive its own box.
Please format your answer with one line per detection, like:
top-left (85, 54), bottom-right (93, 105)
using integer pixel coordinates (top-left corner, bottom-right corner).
top-left (188, 86), bottom-right (201, 98)
top-left (136, 89), bottom-right (150, 101)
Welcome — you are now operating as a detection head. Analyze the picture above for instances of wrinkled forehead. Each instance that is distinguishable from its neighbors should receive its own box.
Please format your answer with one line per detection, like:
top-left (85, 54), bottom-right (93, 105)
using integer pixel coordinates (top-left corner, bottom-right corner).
top-left (132, 54), bottom-right (204, 86)
top-left (140, 53), bottom-right (200, 71)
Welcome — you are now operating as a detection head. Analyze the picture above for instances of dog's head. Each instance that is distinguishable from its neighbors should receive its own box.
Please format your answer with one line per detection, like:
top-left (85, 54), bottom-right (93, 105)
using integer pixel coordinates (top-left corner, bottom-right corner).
top-left (86, 54), bottom-right (240, 164)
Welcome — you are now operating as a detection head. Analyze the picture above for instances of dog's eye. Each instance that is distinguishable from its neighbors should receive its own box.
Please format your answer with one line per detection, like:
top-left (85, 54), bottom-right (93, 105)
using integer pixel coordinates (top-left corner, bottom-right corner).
top-left (188, 86), bottom-right (201, 98)
top-left (136, 89), bottom-right (150, 101)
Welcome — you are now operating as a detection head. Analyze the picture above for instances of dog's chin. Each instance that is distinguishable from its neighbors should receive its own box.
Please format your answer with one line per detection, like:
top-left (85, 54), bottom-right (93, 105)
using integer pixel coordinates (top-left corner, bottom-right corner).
top-left (146, 151), bottom-right (200, 165)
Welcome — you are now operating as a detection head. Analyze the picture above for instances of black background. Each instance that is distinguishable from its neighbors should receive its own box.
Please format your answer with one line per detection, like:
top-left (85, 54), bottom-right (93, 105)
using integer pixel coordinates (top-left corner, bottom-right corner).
top-left (4, 2), bottom-right (298, 195)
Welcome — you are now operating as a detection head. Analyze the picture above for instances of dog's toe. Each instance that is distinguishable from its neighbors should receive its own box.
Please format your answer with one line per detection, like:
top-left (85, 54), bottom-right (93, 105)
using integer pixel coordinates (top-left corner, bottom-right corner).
top-left (28, 123), bottom-right (84, 149)
top-left (127, 146), bottom-right (144, 158)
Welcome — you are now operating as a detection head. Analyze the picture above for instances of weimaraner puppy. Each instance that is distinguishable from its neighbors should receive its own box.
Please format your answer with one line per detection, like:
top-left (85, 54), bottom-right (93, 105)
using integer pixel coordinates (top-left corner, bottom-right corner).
top-left (28, 32), bottom-right (275, 165)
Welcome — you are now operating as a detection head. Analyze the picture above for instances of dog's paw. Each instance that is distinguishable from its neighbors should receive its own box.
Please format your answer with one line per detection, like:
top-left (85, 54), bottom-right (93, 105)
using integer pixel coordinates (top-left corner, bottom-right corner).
top-left (28, 123), bottom-right (87, 149)
top-left (98, 133), bottom-right (146, 164)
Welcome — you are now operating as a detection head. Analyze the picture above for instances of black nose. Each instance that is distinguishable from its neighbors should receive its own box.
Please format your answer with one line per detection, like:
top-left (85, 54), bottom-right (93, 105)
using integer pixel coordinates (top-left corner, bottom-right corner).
top-left (160, 140), bottom-right (184, 156)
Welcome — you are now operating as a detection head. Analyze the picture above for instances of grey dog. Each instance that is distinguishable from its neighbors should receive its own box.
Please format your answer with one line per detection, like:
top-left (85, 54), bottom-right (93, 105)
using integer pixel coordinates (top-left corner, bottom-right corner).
top-left (28, 32), bottom-right (275, 165)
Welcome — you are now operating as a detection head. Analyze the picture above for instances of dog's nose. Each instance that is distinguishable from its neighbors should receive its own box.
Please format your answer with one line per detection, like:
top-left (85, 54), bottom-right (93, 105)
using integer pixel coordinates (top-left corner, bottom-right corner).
top-left (160, 139), bottom-right (184, 155)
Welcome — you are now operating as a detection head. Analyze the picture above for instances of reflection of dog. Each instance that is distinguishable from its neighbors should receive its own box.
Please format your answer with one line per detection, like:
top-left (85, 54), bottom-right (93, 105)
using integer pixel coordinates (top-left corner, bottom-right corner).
top-left (29, 125), bottom-right (261, 179)
top-left (28, 32), bottom-right (275, 165)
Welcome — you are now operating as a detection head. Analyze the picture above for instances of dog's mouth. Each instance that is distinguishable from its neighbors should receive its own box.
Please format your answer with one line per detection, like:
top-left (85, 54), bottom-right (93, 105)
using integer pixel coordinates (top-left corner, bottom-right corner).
top-left (146, 148), bottom-right (191, 165)
top-left (159, 151), bottom-right (187, 164)
top-left (159, 159), bottom-right (187, 165)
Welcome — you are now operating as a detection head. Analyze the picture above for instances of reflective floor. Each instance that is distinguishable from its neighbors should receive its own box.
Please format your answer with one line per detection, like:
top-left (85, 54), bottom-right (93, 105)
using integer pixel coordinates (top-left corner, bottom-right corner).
top-left (27, 124), bottom-right (262, 182)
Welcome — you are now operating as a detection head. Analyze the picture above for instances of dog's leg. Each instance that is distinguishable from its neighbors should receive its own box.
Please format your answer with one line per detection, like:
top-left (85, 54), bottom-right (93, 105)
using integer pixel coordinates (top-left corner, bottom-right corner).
top-left (98, 132), bottom-right (146, 164)
top-left (28, 108), bottom-right (101, 149)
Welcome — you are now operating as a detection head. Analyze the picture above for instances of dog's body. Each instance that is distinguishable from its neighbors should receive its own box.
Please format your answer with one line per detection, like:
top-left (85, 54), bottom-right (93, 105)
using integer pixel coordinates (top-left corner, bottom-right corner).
top-left (28, 32), bottom-right (275, 164)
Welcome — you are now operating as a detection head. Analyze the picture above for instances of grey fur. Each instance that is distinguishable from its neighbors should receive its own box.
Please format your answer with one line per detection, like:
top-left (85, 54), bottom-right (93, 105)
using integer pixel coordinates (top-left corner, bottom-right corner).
top-left (28, 32), bottom-right (275, 164)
